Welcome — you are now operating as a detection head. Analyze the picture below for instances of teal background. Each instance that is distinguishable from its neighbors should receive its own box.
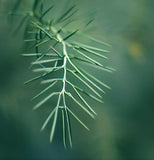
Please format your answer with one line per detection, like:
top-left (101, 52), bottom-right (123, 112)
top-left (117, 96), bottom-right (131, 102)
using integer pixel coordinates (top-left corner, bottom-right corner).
top-left (0, 0), bottom-right (154, 159)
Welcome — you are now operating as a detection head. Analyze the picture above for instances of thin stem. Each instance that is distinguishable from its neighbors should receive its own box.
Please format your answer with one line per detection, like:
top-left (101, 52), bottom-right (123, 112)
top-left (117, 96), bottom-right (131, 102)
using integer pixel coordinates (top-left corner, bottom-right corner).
top-left (51, 26), bottom-right (73, 148)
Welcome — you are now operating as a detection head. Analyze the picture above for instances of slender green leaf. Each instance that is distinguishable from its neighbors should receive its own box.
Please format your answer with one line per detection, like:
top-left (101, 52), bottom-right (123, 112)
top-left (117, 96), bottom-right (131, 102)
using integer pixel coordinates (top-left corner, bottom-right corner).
top-left (66, 80), bottom-right (103, 103)
top-left (24, 73), bottom-right (48, 84)
top-left (31, 21), bottom-right (58, 41)
top-left (41, 78), bottom-right (63, 84)
top-left (33, 92), bottom-right (59, 110)
top-left (67, 107), bottom-right (89, 130)
top-left (41, 107), bottom-right (56, 131)
top-left (62, 9), bottom-right (78, 22)
top-left (67, 58), bottom-right (105, 94)
top-left (67, 69), bottom-right (102, 98)
top-left (73, 41), bottom-right (109, 53)
top-left (80, 47), bottom-right (108, 59)
top-left (33, 66), bottom-right (62, 72)
top-left (64, 107), bottom-right (72, 148)
top-left (62, 109), bottom-right (66, 149)
top-left (34, 39), bottom-right (50, 48)
top-left (32, 81), bottom-right (57, 100)
top-left (84, 61), bottom-right (113, 73)
top-left (24, 39), bottom-right (36, 42)
top-left (50, 107), bottom-right (59, 142)
top-left (65, 92), bottom-right (95, 118)
top-left (33, 0), bottom-right (40, 11)
top-left (56, 5), bottom-right (76, 23)
top-left (85, 18), bottom-right (95, 27)
top-left (22, 53), bottom-right (58, 57)
top-left (79, 68), bottom-right (111, 89)
top-left (32, 58), bottom-right (61, 65)
top-left (73, 48), bottom-right (104, 67)
top-left (63, 29), bottom-right (79, 41)
top-left (87, 36), bottom-right (111, 47)
top-left (40, 5), bottom-right (54, 20)
top-left (66, 80), bottom-right (96, 115)
top-left (30, 48), bottom-right (51, 66)
top-left (40, 1), bottom-right (44, 14)
top-left (73, 86), bottom-right (96, 115)
top-left (50, 46), bottom-right (63, 57)
top-left (76, 87), bottom-right (104, 104)
top-left (71, 56), bottom-right (94, 64)
top-left (50, 94), bottom-right (61, 142)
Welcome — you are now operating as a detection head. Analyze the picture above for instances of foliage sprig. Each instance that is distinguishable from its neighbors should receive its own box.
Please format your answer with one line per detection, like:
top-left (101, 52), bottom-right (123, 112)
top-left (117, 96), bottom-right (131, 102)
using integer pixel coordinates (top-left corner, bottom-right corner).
top-left (11, 0), bottom-right (112, 148)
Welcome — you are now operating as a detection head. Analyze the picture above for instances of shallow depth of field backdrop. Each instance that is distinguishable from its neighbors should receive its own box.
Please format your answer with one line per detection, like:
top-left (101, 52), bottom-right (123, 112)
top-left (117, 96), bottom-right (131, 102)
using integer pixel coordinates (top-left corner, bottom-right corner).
top-left (0, 0), bottom-right (154, 160)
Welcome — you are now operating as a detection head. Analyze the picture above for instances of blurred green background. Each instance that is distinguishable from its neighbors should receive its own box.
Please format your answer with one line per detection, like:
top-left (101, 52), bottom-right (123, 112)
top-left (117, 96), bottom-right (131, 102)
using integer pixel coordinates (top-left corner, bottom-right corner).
top-left (0, 0), bottom-right (154, 160)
